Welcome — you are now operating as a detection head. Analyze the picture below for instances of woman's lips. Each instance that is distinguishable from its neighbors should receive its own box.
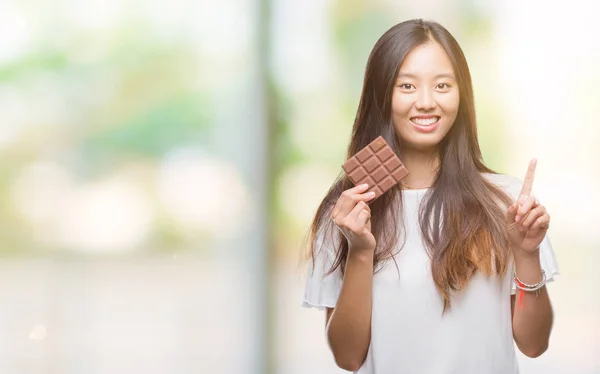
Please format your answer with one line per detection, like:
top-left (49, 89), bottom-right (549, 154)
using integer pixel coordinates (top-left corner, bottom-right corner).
top-left (410, 116), bottom-right (440, 133)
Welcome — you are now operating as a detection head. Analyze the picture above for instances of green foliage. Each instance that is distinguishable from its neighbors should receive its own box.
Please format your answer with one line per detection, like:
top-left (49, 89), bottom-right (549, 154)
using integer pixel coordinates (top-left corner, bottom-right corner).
top-left (0, 50), bottom-right (70, 81)
top-left (82, 93), bottom-right (211, 159)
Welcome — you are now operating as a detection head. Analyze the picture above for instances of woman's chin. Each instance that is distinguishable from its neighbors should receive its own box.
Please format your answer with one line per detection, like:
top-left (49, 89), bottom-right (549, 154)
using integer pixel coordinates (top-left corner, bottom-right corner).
top-left (398, 134), bottom-right (445, 152)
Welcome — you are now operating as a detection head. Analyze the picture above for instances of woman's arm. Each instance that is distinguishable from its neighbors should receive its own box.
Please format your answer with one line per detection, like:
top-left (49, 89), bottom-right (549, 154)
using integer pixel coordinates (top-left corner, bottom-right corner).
top-left (325, 249), bottom-right (373, 371)
top-left (511, 248), bottom-right (554, 358)
top-left (506, 159), bottom-right (554, 358)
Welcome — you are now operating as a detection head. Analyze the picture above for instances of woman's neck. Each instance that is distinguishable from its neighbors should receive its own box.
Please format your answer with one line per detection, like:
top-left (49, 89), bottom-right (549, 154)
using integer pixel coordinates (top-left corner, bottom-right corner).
top-left (400, 148), bottom-right (440, 189)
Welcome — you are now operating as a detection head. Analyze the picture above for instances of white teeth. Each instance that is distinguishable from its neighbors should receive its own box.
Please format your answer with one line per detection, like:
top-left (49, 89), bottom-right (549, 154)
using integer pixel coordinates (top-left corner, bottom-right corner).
top-left (411, 117), bottom-right (439, 126)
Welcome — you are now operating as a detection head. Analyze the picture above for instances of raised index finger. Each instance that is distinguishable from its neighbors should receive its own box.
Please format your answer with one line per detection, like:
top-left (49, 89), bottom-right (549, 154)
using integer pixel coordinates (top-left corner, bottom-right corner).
top-left (520, 158), bottom-right (537, 197)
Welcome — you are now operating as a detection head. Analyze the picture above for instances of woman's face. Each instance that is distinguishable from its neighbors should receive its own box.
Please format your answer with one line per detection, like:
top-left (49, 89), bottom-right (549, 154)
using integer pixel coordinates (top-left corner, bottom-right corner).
top-left (391, 41), bottom-right (460, 152)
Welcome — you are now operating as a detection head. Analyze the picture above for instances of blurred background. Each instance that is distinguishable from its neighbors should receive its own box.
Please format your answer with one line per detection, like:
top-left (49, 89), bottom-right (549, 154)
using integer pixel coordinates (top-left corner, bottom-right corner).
top-left (0, 0), bottom-right (598, 373)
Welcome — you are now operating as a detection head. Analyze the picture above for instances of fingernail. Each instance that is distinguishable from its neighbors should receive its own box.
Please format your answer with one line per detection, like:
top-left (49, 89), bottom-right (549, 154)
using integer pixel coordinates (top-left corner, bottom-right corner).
top-left (368, 192), bottom-right (376, 197)
top-left (360, 183), bottom-right (369, 189)
top-left (515, 215), bottom-right (521, 222)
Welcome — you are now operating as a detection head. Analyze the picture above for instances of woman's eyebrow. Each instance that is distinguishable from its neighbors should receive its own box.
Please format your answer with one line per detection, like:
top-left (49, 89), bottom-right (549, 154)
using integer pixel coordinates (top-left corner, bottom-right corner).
top-left (396, 72), bottom-right (456, 80)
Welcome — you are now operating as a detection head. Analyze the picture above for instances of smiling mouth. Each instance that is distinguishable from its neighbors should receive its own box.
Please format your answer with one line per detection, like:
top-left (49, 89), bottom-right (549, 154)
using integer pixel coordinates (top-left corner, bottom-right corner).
top-left (410, 116), bottom-right (440, 126)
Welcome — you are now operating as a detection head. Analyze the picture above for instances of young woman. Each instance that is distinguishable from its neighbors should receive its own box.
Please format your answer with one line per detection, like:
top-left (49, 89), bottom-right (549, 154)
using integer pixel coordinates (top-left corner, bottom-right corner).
top-left (302, 19), bottom-right (559, 373)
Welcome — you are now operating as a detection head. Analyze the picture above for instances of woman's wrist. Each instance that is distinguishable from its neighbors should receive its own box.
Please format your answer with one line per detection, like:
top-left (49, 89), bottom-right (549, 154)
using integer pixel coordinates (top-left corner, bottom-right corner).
top-left (513, 246), bottom-right (540, 259)
top-left (348, 247), bottom-right (375, 262)
top-left (513, 247), bottom-right (543, 284)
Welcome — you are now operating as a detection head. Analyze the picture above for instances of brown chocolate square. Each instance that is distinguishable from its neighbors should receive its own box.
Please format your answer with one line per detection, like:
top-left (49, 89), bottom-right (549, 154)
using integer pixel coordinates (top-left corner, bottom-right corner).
top-left (341, 136), bottom-right (409, 200)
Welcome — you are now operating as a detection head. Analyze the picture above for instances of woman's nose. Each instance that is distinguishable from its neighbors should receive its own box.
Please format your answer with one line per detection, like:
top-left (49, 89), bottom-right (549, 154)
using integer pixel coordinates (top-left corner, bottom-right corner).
top-left (415, 89), bottom-right (436, 111)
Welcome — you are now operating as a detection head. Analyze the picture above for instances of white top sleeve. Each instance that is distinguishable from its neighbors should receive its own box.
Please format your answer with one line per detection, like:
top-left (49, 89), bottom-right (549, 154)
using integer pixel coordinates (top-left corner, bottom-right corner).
top-left (301, 224), bottom-right (343, 310)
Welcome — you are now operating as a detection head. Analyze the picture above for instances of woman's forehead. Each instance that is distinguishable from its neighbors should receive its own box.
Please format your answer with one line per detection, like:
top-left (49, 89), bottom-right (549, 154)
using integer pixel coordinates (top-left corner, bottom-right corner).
top-left (397, 42), bottom-right (455, 79)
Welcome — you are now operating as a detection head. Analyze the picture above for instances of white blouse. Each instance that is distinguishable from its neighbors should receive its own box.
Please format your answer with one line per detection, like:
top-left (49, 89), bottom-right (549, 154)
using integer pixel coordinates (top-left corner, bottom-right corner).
top-left (302, 173), bottom-right (559, 374)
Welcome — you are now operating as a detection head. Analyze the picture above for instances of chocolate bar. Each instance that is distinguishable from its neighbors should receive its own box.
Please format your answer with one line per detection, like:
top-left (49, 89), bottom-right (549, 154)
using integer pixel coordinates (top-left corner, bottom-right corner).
top-left (342, 136), bottom-right (409, 199)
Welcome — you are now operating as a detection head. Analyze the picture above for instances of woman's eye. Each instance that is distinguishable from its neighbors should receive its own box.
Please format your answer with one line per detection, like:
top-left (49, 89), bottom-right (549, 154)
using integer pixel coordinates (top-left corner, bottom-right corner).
top-left (399, 84), bottom-right (414, 90)
top-left (436, 83), bottom-right (450, 89)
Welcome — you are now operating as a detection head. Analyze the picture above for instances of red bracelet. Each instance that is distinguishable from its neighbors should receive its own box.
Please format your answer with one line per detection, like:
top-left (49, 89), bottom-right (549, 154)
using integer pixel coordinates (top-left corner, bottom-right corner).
top-left (514, 270), bottom-right (546, 309)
